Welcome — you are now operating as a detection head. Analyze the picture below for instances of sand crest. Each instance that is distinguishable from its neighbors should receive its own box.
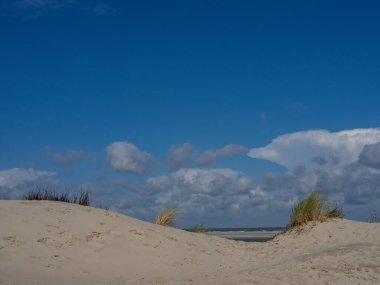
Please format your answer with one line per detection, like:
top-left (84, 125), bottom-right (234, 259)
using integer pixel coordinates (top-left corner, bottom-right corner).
top-left (0, 200), bottom-right (379, 284)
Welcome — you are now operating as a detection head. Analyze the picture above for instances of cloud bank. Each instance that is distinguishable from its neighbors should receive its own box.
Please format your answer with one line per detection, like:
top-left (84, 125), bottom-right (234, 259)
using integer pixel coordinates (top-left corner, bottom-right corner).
top-left (0, 168), bottom-right (55, 199)
top-left (248, 128), bottom-right (380, 170)
top-left (358, 142), bottom-right (380, 169)
top-left (106, 141), bottom-right (152, 175)
top-left (0, 168), bottom-right (54, 188)
top-left (127, 128), bottom-right (380, 224)
top-left (120, 168), bottom-right (264, 219)
top-left (246, 129), bottom-right (380, 217)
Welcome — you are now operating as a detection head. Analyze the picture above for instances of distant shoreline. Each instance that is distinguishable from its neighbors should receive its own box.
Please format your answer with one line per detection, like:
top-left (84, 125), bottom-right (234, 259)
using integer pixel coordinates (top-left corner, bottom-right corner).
top-left (207, 229), bottom-right (281, 242)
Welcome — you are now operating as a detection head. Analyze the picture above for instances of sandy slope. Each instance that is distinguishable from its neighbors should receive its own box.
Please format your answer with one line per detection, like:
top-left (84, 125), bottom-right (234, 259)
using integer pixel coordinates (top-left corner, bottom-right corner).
top-left (0, 200), bottom-right (379, 284)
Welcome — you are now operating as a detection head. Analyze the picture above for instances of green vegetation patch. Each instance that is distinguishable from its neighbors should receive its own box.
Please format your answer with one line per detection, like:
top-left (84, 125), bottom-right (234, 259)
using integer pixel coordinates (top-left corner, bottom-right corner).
top-left (24, 188), bottom-right (90, 206)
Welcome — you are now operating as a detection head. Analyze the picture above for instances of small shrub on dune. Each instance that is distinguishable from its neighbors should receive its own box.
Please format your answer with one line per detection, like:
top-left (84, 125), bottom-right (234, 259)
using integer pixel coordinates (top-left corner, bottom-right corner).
top-left (23, 187), bottom-right (90, 206)
top-left (288, 192), bottom-right (343, 229)
top-left (155, 208), bottom-right (177, 226)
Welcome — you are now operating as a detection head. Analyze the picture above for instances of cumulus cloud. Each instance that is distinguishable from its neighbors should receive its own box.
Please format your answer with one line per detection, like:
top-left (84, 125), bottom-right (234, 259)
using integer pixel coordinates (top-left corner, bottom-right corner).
top-left (102, 167), bottom-right (285, 226)
top-left (358, 143), bottom-right (380, 169)
top-left (260, 163), bottom-right (380, 207)
top-left (162, 168), bottom-right (254, 196)
top-left (168, 143), bottom-right (248, 170)
top-left (106, 141), bottom-right (152, 175)
top-left (248, 128), bottom-right (380, 170)
top-left (0, 168), bottom-right (54, 188)
top-left (45, 147), bottom-right (92, 166)
top-left (0, 168), bottom-right (55, 199)
top-left (247, 129), bottom-right (380, 217)
top-left (127, 168), bottom-right (261, 217)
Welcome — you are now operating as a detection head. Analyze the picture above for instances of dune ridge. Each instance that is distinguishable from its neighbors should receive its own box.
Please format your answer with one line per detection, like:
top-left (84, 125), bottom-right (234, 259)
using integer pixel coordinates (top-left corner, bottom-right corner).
top-left (0, 200), bottom-right (379, 284)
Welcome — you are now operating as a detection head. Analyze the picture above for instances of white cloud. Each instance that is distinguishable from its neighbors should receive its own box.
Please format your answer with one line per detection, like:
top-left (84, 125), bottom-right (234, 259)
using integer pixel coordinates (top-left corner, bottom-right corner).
top-left (147, 169), bottom-right (226, 195)
top-left (248, 132), bottom-right (380, 214)
top-left (168, 168), bottom-right (254, 196)
top-left (0, 168), bottom-right (55, 199)
top-left (106, 168), bottom-right (283, 226)
top-left (358, 142), bottom-right (380, 169)
top-left (248, 128), bottom-right (380, 170)
top-left (0, 168), bottom-right (54, 188)
top-left (106, 141), bottom-right (152, 175)
top-left (137, 168), bottom-right (258, 214)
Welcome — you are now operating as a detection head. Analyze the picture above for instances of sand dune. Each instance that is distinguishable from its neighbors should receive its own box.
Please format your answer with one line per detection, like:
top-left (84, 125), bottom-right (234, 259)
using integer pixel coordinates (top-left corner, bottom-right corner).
top-left (1, 200), bottom-right (379, 284)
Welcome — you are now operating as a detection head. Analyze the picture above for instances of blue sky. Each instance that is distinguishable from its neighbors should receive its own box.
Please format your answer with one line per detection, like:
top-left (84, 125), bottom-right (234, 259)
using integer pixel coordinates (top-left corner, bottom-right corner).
top-left (1, 0), bottom-right (380, 227)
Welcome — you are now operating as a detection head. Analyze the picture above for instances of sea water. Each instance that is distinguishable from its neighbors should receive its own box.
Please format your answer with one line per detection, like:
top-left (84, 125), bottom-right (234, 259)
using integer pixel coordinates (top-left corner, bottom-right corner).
top-left (207, 227), bottom-right (283, 242)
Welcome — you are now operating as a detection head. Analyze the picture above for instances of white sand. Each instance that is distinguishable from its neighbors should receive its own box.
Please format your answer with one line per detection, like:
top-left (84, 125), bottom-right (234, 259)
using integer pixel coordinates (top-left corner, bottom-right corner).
top-left (0, 200), bottom-right (379, 285)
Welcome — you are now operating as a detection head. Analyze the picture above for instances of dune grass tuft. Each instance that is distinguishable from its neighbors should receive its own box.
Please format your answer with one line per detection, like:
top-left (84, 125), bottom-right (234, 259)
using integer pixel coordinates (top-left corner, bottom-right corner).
top-left (155, 208), bottom-right (177, 226)
top-left (288, 192), bottom-right (343, 229)
top-left (327, 202), bottom-right (343, 219)
top-left (77, 191), bottom-right (90, 206)
top-left (23, 187), bottom-right (90, 206)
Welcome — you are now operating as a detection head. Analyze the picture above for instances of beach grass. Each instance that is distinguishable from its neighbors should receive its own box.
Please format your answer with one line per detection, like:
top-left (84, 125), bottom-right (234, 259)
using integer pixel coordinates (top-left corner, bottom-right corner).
top-left (327, 202), bottom-right (344, 218)
top-left (288, 192), bottom-right (343, 229)
top-left (155, 208), bottom-right (177, 226)
top-left (23, 188), bottom-right (90, 206)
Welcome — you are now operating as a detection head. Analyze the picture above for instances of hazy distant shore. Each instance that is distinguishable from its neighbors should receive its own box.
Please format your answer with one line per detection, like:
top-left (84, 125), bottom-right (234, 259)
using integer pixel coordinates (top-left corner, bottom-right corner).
top-left (208, 229), bottom-right (281, 242)
top-left (1, 200), bottom-right (379, 285)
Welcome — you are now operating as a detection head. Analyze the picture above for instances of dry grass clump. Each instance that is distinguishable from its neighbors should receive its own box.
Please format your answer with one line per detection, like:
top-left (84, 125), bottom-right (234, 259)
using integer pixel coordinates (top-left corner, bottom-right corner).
top-left (327, 202), bottom-right (343, 218)
top-left (287, 192), bottom-right (343, 230)
top-left (155, 208), bottom-right (177, 226)
top-left (24, 188), bottom-right (90, 206)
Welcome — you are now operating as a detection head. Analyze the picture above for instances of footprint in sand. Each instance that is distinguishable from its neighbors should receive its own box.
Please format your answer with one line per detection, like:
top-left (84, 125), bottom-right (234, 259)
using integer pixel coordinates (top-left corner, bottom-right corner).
top-left (37, 237), bottom-right (64, 248)
top-left (129, 229), bottom-right (144, 236)
top-left (86, 232), bottom-right (104, 242)
top-left (37, 231), bottom-right (78, 248)
top-left (3, 235), bottom-right (22, 246)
